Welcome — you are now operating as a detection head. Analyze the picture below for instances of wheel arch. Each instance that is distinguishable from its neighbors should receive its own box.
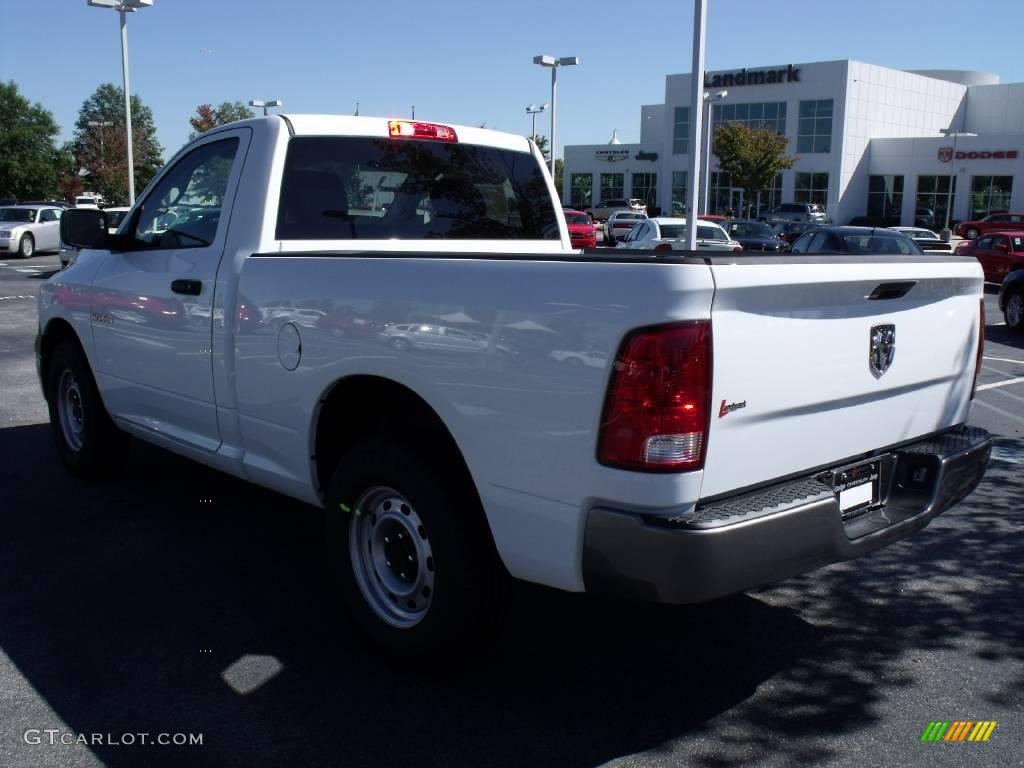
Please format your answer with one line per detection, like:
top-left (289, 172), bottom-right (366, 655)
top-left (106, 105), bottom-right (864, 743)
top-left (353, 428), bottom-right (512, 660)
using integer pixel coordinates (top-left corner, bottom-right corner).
top-left (39, 318), bottom-right (87, 402)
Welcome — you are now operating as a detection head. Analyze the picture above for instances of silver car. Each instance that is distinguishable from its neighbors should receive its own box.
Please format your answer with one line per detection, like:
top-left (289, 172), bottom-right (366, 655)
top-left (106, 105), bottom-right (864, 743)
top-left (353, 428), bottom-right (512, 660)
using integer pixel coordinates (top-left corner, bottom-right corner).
top-left (0, 205), bottom-right (63, 258)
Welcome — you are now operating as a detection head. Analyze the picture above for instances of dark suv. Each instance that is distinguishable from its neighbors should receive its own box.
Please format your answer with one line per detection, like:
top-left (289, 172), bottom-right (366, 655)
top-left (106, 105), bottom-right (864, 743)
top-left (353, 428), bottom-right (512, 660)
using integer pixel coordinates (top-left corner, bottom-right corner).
top-left (762, 202), bottom-right (828, 225)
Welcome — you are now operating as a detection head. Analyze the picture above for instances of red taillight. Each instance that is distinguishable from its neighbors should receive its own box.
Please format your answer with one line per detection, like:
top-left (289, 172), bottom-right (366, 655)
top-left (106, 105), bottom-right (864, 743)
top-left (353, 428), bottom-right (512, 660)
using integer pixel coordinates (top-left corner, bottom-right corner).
top-left (654, 242), bottom-right (673, 252)
top-left (387, 120), bottom-right (458, 142)
top-left (597, 321), bottom-right (712, 472)
top-left (971, 299), bottom-right (985, 399)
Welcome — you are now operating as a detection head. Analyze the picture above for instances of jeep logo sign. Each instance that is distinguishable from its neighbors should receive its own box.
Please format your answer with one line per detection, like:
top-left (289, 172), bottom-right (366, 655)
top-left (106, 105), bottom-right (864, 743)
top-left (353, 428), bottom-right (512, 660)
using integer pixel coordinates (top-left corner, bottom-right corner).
top-left (938, 148), bottom-right (1018, 163)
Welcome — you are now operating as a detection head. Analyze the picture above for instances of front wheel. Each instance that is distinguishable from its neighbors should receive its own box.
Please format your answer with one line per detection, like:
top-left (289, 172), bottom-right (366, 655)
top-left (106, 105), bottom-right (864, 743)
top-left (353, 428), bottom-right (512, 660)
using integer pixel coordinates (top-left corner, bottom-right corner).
top-left (45, 341), bottom-right (125, 477)
top-left (325, 439), bottom-right (503, 660)
top-left (18, 234), bottom-right (34, 258)
top-left (1006, 290), bottom-right (1024, 331)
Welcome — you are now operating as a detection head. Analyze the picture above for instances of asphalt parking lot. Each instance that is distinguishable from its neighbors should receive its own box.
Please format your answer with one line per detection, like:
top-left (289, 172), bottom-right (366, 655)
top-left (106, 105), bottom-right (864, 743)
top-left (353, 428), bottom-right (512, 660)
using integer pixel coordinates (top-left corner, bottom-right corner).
top-left (1, 253), bottom-right (1021, 768)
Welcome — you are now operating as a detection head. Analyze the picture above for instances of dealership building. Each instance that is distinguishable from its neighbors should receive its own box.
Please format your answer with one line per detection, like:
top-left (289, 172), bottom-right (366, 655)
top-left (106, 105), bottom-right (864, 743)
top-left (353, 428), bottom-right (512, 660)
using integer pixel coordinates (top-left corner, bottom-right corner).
top-left (563, 59), bottom-right (1024, 227)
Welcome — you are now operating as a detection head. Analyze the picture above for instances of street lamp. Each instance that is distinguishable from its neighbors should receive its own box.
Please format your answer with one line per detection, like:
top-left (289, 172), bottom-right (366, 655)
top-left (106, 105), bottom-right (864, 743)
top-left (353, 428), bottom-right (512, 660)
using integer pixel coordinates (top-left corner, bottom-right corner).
top-left (702, 89), bottom-right (727, 215)
top-left (533, 55), bottom-right (578, 174)
top-left (87, 0), bottom-right (152, 205)
top-left (939, 127), bottom-right (978, 237)
top-left (526, 103), bottom-right (548, 143)
top-left (88, 120), bottom-right (113, 161)
top-left (249, 99), bottom-right (282, 117)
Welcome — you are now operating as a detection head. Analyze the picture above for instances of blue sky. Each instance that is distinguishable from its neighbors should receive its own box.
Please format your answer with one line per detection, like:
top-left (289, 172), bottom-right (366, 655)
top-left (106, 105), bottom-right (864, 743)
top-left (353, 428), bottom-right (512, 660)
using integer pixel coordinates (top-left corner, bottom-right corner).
top-left (3, 0), bottom-right (1023, 161)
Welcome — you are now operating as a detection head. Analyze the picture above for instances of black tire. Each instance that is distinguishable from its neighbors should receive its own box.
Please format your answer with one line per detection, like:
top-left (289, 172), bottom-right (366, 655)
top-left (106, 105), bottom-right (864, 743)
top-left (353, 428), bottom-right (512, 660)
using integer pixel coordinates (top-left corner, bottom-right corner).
top-left (966, 228), bottom-right (980, 240)
top-left (1005, 289), bottom-right (1024, 331)
top-left (324, 438), bottom-right (503, 662)
top-left (18, 233), bottom-right (34, 258)
top-left (45, 340), bottom-right (124, 478)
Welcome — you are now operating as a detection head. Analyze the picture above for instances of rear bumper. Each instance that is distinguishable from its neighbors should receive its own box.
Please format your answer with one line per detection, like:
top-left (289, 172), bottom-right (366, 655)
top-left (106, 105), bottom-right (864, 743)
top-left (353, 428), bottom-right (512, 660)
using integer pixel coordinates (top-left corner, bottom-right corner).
top-left (582, 425), bottom-right (991, 604)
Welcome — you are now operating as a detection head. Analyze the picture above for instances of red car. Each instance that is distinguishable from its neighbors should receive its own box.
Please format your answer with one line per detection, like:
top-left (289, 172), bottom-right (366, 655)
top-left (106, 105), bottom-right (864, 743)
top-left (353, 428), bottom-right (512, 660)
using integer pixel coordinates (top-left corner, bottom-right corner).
top-left (955, 231), bottom-right (1024, 283)
top-left (954, 212), bottom-right (1024, 240)
top-left (563, 209), bottom-right (597, 249)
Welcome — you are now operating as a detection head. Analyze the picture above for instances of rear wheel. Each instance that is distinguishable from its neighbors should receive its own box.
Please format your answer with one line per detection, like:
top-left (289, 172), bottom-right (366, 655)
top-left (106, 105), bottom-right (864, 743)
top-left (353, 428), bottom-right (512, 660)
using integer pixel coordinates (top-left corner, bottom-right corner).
top-left (966, 227), bottom-right (980, 240)
top-left (325, 439), bottom-right (503, 660)
top-left (1006, 290), bottom-right (1024, 331)
top-left (18, 234), bottom-right (34, 258)
top-left (45, 340), bottom-right (124, 478)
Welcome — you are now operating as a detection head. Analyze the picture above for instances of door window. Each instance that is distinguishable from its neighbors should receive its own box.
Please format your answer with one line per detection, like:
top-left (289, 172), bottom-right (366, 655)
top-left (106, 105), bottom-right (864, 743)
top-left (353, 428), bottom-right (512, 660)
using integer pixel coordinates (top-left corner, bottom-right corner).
top-left (132, 138), bottom-right (240, 250)
top-left (976, 236), bottom-right (995, 250)
top-left (39, 208), bottom-right (59, 222)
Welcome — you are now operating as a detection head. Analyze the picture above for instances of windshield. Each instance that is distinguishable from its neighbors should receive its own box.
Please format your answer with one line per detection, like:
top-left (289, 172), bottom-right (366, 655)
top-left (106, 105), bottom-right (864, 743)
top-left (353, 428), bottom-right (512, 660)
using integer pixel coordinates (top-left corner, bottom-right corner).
top-left (565, 213), bottom-right (591, 225)
top-left (841, 235), bottom-right (921, 255)
top-left (0, 208), bottom-right (35, 223)
top-left (658, 224), bottom-right (728, 241)
top-left (277, 137), bottom-right (558, 240)
top-left (728, 222), bottom-right (775, 238)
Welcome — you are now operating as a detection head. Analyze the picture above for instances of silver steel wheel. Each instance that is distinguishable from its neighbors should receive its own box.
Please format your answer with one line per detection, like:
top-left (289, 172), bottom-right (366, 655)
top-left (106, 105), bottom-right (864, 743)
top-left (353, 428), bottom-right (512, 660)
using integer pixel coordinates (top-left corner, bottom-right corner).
top-left (349, 486), bottom-right (435, 629)
top-left (1008, 293), bottom-right (1024, 328)
top-left (57, 369), bottom-right (85, 452)
top-left (20, 235), bottom-right (34, 258)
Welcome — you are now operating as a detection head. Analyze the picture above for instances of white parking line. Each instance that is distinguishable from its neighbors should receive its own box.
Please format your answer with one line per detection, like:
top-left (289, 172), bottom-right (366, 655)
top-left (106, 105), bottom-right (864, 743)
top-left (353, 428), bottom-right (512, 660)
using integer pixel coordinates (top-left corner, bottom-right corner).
top-left (973, 397), bottom-right (1024, 425)
top-left (0, 295), bottom-right (33, 301)
top-left (976, 376), bottom-right (1024, 392)
top-left (983, 356), bottom-right (1024, 365)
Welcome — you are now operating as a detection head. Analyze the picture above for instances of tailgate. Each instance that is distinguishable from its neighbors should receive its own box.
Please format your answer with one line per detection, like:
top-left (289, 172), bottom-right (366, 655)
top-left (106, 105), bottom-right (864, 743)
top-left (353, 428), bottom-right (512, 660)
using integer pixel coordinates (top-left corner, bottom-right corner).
top-left (701, 257), bottom-right (984, 498)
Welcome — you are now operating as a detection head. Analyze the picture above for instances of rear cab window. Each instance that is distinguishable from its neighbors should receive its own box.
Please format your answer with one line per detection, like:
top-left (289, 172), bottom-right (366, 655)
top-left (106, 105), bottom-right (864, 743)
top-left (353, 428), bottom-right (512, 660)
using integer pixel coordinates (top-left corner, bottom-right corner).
top-left (276, 137), bottom-right (558, 242)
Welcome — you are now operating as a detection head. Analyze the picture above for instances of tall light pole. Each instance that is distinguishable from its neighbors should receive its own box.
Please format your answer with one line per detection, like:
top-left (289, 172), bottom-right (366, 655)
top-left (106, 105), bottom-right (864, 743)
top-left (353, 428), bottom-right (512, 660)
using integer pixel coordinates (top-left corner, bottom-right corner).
top-left (684, 0), bottom-right (708, 250)
top-left (249, 99), bottom-right (282, 117)
top-left (87, 0), bottom-right (152, 206)
top-left (702, 89), bottom-right (727, 215)
top-left (939, 127), bottom-right (977, 237)
top-left (526, 103), bottom-right (548, 142)
top-left (533, 55), bottom-right (578, 175)
top-left (88, 120), bottom-right (113, 163)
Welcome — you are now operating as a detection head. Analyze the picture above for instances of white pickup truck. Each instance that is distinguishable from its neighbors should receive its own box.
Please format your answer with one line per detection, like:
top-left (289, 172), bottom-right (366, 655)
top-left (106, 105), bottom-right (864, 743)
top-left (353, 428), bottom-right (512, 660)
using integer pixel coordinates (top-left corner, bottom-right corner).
top-left (43, 115), bottom-right (991, 657)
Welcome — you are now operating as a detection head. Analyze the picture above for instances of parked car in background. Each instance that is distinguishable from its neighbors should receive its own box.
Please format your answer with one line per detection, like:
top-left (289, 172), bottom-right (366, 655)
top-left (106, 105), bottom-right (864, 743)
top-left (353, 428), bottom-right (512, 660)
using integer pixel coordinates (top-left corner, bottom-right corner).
top-left (0, 205), bottom-right (63, 257)
top-left (914, 208), bottom-right (936, 228)
top-left (887, 226), bottom-right (953, 254)
top-left (74, 195), bottom-right (101, 209)
top-left (954, 232), bottom-right (1024, 283)
top-left (605, 210), bottom-right (647, 243)
top-left (620, 217), bottom-right (742, 252)
top-left (772, 221), bottom-right (821, 244)
top-left (548, 349), bottom-right (608, 368)
top-left (379, 323), bottom-right (513, 355)
top-left (723, 219), bottom-right (786, 252)
top-left (789, 226), bottom-right (923, 256)
top-left (584, 198), bottom-right (646, 222)
top-left (761, 202), bottom-right (828, 225)
top-left (563, 209), bottom-right (597, 249)
top-left (999, 268), bottom-right (1024, 331)
top-left (20, 200), bottom-right (73, 209)
top-left (103, 206), bottom-right (132, 234)
top-left (955, 212), bottom-right (1024, 240)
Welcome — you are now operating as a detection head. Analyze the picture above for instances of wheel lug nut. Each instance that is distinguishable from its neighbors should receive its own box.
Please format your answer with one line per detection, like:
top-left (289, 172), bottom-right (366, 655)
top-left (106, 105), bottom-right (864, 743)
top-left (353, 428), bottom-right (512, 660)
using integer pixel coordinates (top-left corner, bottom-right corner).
top-left (386, 560), bottom-right (391, 567)
top-left (408, 555), bottom-right (414, 562)
top-left (384, 536), bottom-right (391, 544)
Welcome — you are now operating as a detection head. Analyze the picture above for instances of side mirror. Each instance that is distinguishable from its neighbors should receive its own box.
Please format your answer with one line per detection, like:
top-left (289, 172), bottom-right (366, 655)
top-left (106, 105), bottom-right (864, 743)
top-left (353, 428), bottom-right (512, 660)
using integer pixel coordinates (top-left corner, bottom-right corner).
top-left (60, 208), bottom-right (109, 250)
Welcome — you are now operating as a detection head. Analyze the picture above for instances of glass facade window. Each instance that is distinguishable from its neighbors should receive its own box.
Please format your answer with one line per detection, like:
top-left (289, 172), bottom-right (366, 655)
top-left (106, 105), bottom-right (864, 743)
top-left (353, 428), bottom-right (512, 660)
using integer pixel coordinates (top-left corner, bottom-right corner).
top-left (600, 173), bottom-right (624, 201)
top-left (712, 101), bottom-right (787, 136)
top-left (916, 175), bottom-right (956, 230)
top-left (632, 173), bottom-right (657, 212)
top-left (970, 176), bottom-right (1013, 219)
top-left (794, 172), bottom-right (829, 205)
top-left (673, 107), bottom-right (690, 155)
top-left (867, 175), bottom-right (904, 224)
top-left (671, 171), bottom-right (687, 215)
top-left (570, 173), bottom-right (593, 210)
top-left (797, 100), bottom-right (833, 153)
top-left (708, 172), bottom-right (781, 218)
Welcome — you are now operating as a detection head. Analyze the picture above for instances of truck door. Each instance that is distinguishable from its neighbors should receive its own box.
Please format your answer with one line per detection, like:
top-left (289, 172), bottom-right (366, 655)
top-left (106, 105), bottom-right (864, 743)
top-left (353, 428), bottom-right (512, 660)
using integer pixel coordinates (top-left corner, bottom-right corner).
top-left (90, 128), bottom-right (250, 453)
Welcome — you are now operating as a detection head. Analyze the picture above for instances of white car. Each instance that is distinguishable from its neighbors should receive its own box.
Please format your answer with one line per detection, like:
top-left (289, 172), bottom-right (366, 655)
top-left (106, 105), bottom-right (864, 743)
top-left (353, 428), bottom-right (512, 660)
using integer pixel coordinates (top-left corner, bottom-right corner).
top-left (74, 196), bottom-right (101, 209)
top-left (104, 206), bottom-right (132, 235)
top-left (605, 210), bottom-right (648, 243)
top-left (887, 226), bottom-right (954, 254)
top-left (0, 205), bottom-right (63, 257)
top-left (620, 216), bottom-right (742, 252)
top-left (549, 349), bottom-right (608, 368)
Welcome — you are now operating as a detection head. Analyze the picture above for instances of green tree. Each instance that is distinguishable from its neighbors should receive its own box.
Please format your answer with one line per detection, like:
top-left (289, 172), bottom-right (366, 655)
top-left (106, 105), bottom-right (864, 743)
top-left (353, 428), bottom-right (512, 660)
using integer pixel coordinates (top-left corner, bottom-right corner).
top-left (0, 81), bottom-right (61, 200)
top-left (531, 134), bottom-right (550, 162)
top-left (712, 123), bottom-right (795, 215)
top-left (189, 101), bottom-right (255, 139)
top-left (73, 83), bottom-right (163, 206)
top-left (55, 141), bottom-right (84, 203)
top-left (554, 158), bottom-right (564, 201)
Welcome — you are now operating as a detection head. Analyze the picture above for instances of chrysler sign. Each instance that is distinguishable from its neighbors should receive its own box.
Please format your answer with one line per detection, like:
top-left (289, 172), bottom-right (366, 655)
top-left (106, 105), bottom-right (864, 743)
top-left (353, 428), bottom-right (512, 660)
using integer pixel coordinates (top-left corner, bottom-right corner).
top-left (596, 149), bottom-right (630, 162)
top-left (938, 147), bottom-right (1018, 162)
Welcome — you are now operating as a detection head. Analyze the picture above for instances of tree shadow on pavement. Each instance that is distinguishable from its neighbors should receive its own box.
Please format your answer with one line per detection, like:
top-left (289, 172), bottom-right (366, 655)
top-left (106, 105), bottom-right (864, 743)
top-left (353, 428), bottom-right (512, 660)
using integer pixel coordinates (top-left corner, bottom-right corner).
top-left (0, 424), bottom-right (1020, 768)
